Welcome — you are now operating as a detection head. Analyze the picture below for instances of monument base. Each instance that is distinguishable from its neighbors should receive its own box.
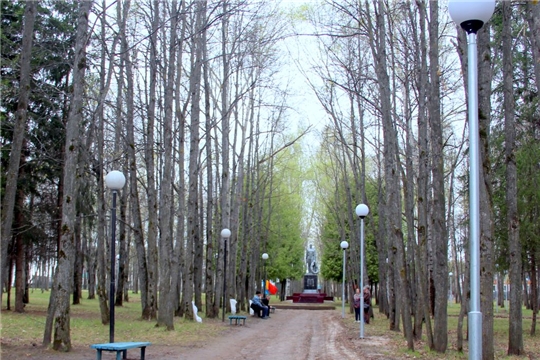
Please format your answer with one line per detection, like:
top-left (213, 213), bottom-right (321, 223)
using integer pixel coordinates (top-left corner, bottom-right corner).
top-left (287, 292), bottom-right (334, 303)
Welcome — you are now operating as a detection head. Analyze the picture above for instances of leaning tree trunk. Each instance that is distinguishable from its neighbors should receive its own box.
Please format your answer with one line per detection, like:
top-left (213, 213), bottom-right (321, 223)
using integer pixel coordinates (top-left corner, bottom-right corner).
top-left (1, 0), bottom-right (36, 297)
top-left (44, 1), bottom-right (93, 351)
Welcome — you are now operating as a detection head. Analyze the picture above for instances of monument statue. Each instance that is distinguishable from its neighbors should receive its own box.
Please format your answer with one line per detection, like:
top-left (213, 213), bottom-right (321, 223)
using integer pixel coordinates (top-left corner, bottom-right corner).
top-left (306, 244), bottom-right (319, 274)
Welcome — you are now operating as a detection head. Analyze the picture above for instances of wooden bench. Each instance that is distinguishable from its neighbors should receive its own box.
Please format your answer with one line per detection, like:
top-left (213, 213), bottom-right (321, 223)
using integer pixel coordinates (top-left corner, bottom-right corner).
top-left (90, 341), bottom-right (151, 360)
top-left (228, 315), bottom-right (247, 325)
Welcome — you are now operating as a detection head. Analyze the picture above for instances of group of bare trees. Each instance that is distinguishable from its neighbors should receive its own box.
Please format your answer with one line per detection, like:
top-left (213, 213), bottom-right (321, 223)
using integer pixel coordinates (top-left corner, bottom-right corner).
top-left (2, 0), bottom-right (306, 351)
top-left (309, 1), bottom-right (539, 358)
top-left (2, 0), bottom-right (540, 358)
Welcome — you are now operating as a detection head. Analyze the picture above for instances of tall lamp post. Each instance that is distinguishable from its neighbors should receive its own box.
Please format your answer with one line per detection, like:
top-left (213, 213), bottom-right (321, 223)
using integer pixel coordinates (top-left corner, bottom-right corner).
top-left (262, 253), bottom-right (269, 295)
top-left (105, 170), bottom-right (126, 343)
top-left (448, 2), bottom-right (495, 358)
top-left (221, 228), bottom-right (231, 322)
top-left (340, 240), bottom-right (349, 318)
top-left (355, 203), bottom-right (369, 339)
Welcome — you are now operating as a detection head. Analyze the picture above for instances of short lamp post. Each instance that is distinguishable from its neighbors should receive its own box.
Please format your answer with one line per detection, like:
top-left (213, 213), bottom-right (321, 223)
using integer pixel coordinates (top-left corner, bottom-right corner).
top-left (262, 253), bottom-right (269, 295)
top-left (355, 203), bottom-right (369, 339)
top-left (448, 1), bottom-right (495, 359)
top-left (105, 170), bottom-right (126, 343)
top-left (221, 228), bottom-right (231, 322)
top-left (340, 240), bottom-right (349, 319)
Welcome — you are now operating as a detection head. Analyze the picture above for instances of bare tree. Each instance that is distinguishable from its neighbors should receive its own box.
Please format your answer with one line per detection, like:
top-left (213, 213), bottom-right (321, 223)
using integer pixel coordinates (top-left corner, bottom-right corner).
top-left (428, 2), bottom-right (448, 352)
top-left (157, 0), bottom-right (178, 330)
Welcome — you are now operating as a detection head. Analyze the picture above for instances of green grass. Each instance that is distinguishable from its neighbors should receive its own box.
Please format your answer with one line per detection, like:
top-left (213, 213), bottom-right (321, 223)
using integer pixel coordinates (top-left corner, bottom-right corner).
top-left (1, 290), bottom-right (224, 348)
top-left (335, 299), bottom-right (540, 359)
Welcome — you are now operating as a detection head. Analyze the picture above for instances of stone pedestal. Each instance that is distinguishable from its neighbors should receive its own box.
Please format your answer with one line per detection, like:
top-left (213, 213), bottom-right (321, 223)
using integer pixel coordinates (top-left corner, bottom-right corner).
top-left (285, 275), bottom-right (334, 303)
top-left (303, 275), bottom-right (318, 291)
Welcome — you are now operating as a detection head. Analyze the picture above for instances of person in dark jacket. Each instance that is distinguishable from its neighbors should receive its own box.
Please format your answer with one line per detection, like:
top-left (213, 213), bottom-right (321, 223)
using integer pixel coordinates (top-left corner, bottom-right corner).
top-left (251, 291), bottom-right (269, 319)
top-left (363, 286), bottom-right (371, 324)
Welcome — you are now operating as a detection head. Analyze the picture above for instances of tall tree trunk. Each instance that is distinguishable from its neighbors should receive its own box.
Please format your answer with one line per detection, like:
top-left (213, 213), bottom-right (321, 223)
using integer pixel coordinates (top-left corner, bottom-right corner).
top-left (172, 0), bottom-right (187, 318)
top-left (217, 0), bottom-right (231, 317)
top-left (45, 1), bottom-right (93, 351)
top-left (502, 3), bottom-right (523, 354)
top-left (1, 0), bottom-right (36, 296)
top-left (413, 5), bottom-right (432, 346)
top-left (478, 22), bottom-right (495, 360)
top-left (157, 0), bottom-right (178, 330)
top-left (183, 0), bottom-right (205, 321)
top-left (428, 1), bottom-right (448, 353)
top-left (124, 15), bottom-right (149, 316)
top-left (202, 13), bottom-right (216, 317)
top-left (143, 0), bottom-right (160, 321)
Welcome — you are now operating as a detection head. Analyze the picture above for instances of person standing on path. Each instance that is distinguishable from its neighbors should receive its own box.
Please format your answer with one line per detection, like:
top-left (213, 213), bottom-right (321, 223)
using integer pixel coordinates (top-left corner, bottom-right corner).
top-left (363, 286), bottom-right (371, 324)
top-left (353, 287), bottom-right (361, 322)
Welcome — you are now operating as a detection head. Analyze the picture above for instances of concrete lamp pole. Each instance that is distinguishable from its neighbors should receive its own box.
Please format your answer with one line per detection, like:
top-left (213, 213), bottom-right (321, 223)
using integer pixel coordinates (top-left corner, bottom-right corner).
top-left (340, 241), bottom-right (349, 319)
top-left (448, 1), bottom-right (495, 358)
top-left (355, 203), bottom-right (369, 339)
top-left (221, 228), bottom-right (231, 322)
top-left (262, 253), bottom-right (269, 295)
top-left (104, 170), bottom-right (126, 343)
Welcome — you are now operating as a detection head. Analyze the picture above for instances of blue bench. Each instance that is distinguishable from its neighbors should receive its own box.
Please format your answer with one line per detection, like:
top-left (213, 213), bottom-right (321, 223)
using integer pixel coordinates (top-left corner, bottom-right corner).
top-left (228, 315), bottom-right (247, 325)
top-left (90, 341), bottom-right (151, 360)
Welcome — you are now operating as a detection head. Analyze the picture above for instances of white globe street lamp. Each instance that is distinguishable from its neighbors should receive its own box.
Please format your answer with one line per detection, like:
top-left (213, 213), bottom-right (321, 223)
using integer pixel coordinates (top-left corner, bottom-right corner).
top-left (355, 204), bottom-right (369, 338)
top-left (340, 240), bottom-right (349, 319)
top-left (262, 253), bottom-right (269, 296)
top-left (104, 170), bottom-right (126, 343)
top-left (448, 1), bottom-right (495, 358)
top-left (221, 228), bottom-right (231, 322)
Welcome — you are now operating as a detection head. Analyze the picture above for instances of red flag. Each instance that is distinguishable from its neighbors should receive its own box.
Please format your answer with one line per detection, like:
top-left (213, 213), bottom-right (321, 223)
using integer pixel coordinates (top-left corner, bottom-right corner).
top-left (266, 280), bottom-right (278, 295)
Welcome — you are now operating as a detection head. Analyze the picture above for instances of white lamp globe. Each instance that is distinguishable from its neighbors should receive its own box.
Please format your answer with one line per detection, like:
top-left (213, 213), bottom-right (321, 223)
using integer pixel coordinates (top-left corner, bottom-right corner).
top-left (448, 0), bottom-right (495, 32)
top-left (355, 204), bottom-right (369, 218)
top-left (262, 253), bottom-right (269, 260)
top-left (221, 228), bottom-right (231, 238)
top-left (105, 170), bottom-right (126, 190)
top-left (340, 241), bottom-right (349, 250)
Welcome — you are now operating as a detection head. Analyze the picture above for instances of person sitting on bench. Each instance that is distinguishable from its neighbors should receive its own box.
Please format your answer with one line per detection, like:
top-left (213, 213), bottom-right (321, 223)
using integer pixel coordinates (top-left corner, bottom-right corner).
top-left (251, 291), bottom-right (269, 319)
top-left (262, 294), bottom-right (275, 313)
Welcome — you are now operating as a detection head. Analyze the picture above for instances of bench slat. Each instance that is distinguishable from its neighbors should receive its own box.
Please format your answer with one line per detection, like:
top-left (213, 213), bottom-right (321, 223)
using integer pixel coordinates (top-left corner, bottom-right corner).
top-left (91, 342), bottom-right (151, 351)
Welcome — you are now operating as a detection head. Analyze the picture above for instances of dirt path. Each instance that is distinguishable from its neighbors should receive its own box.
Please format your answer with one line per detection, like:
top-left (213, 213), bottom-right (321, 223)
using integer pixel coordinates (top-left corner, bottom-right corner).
top-left (1, 309), bottom-right (394, 359)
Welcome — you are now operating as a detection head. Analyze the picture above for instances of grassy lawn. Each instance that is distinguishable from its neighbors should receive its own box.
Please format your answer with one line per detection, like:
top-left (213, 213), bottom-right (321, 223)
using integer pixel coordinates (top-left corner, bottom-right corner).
top-left (1, 290), bottom-right (225, 349)
top-left (2, 290), bottom-right (539, 359)
top-left (338, 300), bottom-right (540, 359)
